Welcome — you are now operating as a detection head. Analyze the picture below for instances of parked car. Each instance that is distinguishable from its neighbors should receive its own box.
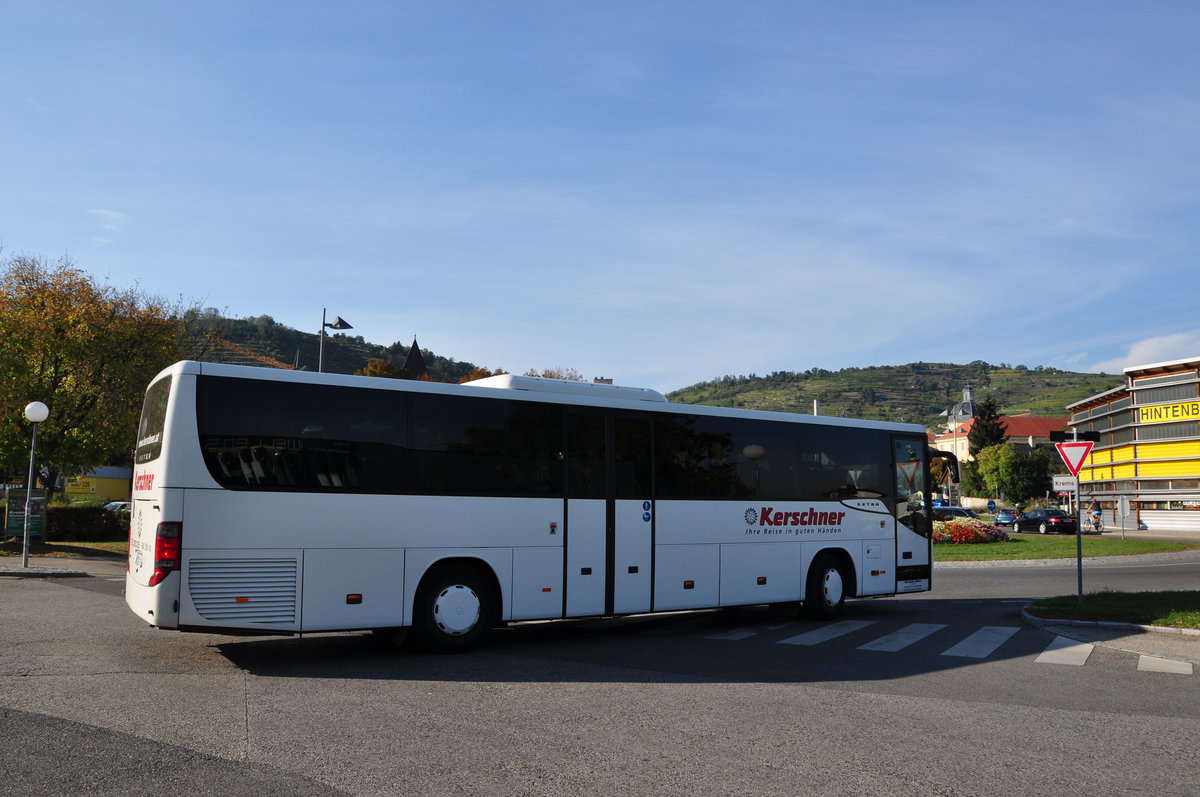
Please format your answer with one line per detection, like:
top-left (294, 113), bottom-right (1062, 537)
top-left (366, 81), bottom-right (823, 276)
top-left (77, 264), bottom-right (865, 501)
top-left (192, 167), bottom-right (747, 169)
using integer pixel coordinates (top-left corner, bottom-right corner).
top-left (993, 508), bottom-right (1023, 527)
top-left (102, 501), bottom-right (131, 512)
top-left (932, 507), bottom-right (978, 521)
top-left (1013, 508), bottom-right (1077, 534)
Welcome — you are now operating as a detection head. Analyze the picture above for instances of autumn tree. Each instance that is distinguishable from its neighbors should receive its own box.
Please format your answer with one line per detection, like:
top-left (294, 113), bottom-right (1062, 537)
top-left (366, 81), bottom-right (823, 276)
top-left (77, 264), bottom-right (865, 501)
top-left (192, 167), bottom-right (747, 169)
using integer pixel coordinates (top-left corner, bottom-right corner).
top-left (0, 255), bottom-right (192, 487)
top-left (355, 359), bottom-right (409, 379)
top-left (524, 367), bottom-right (585, 382)
top-left (458, 366), bottom-right (507, 384)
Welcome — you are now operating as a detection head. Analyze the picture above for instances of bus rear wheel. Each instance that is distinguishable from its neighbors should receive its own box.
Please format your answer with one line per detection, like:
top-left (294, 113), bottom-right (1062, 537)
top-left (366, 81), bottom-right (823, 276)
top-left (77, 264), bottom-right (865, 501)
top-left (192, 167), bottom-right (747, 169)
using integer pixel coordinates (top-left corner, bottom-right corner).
top-left (803, 554), bottom-right (847, 620)
top-left (412, 566), bottom-right (496, 653)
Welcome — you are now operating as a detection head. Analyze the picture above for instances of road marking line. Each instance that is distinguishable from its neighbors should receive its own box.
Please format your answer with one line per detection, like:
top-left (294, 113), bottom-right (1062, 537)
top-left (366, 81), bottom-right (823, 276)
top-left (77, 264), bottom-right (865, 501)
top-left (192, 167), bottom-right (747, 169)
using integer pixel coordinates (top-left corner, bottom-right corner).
top-left (705, 629), bottom-right (758, 641)
top-left (778, 620), bottom-right (875, 646)
top-left (1035, 635), bottom-right (1094, 666)
top-left (1137, 655), bottom-right (1194, 675)
top-left (637, 616), bottom-right (723, 636)
top-left (941, 626), bottom-right (1020, 659)
top-left (857, 623), bottom-right (947, 652)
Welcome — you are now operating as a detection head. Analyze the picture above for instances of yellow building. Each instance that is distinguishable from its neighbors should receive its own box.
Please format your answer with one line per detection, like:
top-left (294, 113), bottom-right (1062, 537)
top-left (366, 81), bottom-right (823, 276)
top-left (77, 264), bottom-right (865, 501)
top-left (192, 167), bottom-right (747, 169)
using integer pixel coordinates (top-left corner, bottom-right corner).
top-left (64, 466), bottom-right (133, 503)
top-left (1067, 356), bottom-right (1200, 531)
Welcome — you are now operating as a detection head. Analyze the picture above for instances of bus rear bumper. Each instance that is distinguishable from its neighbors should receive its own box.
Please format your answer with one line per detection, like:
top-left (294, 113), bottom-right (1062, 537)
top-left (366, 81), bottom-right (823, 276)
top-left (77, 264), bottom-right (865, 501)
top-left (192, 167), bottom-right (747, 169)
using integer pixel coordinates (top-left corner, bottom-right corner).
top-left (125, 570), bottom-right (181, 628)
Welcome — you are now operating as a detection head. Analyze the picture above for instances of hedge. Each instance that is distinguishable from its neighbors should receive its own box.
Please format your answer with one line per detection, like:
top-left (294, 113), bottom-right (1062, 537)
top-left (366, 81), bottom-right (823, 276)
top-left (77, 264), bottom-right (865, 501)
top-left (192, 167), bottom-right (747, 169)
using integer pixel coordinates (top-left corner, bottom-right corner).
top-left (44, 505), bottom-right (128, 542)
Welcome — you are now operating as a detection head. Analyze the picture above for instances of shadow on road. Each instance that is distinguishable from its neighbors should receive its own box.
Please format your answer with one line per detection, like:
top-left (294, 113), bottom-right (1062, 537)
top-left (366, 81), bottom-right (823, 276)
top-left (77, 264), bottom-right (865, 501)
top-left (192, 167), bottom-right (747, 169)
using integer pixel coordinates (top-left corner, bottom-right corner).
top-left (215, 596), bottom-right (1048, 685)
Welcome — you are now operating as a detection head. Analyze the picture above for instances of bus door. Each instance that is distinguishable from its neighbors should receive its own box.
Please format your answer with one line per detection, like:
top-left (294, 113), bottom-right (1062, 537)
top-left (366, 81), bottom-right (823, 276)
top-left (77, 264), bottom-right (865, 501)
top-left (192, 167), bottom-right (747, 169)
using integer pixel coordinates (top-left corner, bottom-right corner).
top-left (892, 436), bottom-right (932, 592)
top-left (566, 413), bottom-right (654, 617)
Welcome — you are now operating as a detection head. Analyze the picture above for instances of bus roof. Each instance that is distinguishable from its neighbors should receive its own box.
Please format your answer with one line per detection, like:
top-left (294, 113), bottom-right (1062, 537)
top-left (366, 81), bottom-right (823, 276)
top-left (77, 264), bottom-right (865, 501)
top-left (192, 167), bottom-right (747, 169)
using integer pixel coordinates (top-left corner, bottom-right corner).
top-left (463, 373), bottom-right (668, 403)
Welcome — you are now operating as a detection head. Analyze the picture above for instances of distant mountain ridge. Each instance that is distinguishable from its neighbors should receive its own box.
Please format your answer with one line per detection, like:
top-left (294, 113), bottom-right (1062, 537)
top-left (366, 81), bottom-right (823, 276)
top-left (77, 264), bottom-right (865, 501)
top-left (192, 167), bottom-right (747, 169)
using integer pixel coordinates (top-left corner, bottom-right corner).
top-left (666, 362), bottom-right (1122, 428)
top-left (203, 313), bottom-right (482, 383)
top-left (205, 314), bottom-right (1121, 427)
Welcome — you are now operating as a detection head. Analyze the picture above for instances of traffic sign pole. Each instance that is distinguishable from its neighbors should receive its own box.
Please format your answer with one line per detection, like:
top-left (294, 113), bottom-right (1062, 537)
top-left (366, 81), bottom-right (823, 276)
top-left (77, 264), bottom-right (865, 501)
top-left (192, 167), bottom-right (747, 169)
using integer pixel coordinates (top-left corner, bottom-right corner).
top-left (1055, 434), bottom-right (1095, 602)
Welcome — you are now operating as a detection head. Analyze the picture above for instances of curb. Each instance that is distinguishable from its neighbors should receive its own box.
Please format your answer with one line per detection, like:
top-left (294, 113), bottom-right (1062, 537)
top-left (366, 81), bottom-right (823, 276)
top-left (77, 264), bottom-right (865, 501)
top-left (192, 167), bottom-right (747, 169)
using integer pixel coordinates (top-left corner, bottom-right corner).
top-left (936, 548), bottom-right (1200, 569)
top-left (0, 566), bottom-right (90, 578)
top-left (1021, 607), bottom-right (1200, 638)
top-left (1022, 607), bottom-right (1200, 666)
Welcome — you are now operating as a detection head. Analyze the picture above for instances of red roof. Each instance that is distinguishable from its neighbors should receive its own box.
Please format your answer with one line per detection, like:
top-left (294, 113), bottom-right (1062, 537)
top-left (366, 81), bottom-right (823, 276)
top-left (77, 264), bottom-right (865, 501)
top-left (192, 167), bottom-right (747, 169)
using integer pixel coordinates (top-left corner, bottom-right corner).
top-left (1000, 416), bottom-right (1068, 438)
top-left (934, 416), bottom-right (1066, 443)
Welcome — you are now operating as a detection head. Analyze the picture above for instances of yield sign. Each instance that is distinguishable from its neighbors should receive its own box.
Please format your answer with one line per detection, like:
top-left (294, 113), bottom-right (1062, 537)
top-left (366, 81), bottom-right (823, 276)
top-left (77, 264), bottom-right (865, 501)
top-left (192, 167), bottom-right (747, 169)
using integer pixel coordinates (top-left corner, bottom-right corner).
top-left (1055, 441), bottom-right (1094, 477)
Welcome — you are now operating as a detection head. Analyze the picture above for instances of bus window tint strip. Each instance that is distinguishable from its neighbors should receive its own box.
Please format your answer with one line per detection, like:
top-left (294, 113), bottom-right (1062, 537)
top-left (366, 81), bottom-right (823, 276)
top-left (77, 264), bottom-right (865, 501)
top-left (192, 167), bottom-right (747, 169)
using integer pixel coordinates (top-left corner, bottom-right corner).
top-left (407, 393), bottom-right (563, 496)
top-left (653, 414), bottom-right (891, 502)
top-left (196, 376), bottom-right (564, 497)
top-left (195, 375), bottom-right (892, 510)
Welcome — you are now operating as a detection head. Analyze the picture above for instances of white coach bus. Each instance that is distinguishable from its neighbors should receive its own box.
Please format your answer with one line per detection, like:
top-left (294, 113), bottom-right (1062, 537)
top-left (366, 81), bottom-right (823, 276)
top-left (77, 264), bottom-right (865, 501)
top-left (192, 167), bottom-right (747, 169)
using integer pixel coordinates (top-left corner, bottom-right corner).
top-left (126, 361), bottom-right (954, 651)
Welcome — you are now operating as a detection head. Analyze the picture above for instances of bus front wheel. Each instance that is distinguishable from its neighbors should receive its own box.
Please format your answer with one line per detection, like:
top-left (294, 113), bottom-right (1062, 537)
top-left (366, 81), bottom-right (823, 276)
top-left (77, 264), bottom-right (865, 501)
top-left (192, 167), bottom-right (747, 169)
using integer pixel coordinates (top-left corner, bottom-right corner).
top-left (412, 566), bottom-right (496, 653)
top-left (803, 554), bottom-right (847, 620)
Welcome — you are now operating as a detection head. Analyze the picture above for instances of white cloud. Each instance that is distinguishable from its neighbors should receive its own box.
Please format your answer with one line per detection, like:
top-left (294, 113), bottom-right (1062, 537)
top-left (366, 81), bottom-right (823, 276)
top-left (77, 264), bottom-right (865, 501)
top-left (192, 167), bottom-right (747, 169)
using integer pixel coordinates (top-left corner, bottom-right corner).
top-left (1091, 331), bottom-right (1200, 373)
top-left (87, 209), bottom-right (128, 247)
top-left (86, 209), bottom-right (128, 231)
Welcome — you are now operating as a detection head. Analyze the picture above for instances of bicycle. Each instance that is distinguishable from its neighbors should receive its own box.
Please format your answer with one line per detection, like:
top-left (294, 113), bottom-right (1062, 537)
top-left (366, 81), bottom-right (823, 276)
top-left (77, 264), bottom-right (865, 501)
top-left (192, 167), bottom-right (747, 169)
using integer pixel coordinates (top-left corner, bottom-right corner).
top-left (1089, 513), bottom-right (1104, 533)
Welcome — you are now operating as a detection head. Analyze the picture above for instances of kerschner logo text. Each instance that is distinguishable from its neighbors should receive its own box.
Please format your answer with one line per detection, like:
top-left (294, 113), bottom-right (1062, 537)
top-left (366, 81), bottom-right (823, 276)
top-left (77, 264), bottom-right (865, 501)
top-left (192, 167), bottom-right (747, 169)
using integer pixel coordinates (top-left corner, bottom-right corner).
top-left (747, 507), bottom-right (846, 529)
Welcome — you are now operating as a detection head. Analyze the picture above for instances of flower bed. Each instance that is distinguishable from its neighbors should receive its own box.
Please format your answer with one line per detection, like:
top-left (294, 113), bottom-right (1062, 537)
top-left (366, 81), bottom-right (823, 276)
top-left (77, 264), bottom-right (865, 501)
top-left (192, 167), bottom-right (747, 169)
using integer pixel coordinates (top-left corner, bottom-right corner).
top-left (932, 518), bottom-right (1012, 544)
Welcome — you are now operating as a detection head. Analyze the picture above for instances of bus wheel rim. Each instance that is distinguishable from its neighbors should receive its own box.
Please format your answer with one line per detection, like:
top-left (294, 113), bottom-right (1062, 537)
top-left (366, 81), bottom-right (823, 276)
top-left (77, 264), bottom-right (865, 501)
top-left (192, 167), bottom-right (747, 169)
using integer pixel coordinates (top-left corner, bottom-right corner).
top-left (433, 585), bottom-right (481, 635)
top-left (823, 568), bottom-right (844, 606)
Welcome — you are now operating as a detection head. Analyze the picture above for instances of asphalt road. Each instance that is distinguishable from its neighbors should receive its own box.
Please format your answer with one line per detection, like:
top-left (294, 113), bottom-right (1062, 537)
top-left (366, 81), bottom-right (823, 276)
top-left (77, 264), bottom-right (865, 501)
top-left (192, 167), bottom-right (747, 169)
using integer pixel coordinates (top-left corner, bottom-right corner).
top-left (1, 555), bottom-right (1198, 797)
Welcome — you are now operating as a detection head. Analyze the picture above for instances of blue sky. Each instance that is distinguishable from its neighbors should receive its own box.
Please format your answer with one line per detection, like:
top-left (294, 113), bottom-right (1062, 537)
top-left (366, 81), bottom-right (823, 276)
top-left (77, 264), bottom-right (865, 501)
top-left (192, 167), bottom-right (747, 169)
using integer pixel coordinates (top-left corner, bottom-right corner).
top-left (4, 2), bottom-right (1199, 393)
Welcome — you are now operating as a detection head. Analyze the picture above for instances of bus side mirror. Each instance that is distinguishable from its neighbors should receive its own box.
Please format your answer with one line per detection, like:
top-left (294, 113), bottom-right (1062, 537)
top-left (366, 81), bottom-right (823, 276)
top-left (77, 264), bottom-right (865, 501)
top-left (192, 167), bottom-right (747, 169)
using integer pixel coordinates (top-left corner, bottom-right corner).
top-left (928, 449), bottom-right (960, 484)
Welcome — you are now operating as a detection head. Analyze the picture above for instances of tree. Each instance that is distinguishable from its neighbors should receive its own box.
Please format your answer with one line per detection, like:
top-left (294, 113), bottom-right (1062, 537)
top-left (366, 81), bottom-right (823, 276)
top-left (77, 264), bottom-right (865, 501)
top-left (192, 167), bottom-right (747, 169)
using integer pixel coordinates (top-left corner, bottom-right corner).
top-left (974, 444), bottom-right (1015, 498)
top-left (958, 460), bottom-right (985, 497)
top-left (1008, 445), bottom-right (1056, 504)
top-left (355, 359), bottom-right (409, 379)
top-left (524, 367), bottom-right (585, 382)
top-left (0, 255), bottom-right (191, 487)
top-left (974, 442), bottom-right (1056, 504)
top-left (967, 395), bottom-right (1007, 457)
top-left (458, 366), bottom-right (507, 384)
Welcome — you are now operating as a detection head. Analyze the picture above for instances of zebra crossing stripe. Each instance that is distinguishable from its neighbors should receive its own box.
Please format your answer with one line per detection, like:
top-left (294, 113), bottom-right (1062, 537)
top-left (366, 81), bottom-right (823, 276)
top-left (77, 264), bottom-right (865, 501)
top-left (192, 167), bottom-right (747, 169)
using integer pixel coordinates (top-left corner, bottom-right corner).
top-left (1034, 635), bottom-right (1094, 666)
top-left (1137, 655), bottom-right (1194, 675)
top-left (698, 618), bottom-right (1192, 674)
top-left (706, 629), bottom-right (758, 641)
top-left (940, 626), bottom-right (1020, 659)
top-left (778, 620), bottom-right (875, 646)
top-left (857, 623), bottom-right (947, 652)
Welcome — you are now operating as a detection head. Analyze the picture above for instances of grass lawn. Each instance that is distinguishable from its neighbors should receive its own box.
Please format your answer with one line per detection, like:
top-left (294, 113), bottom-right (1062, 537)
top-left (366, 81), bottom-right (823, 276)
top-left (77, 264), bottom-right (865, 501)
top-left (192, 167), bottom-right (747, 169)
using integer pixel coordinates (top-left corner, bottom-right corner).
top-left (933, 534), bottom-right (1198, 562)
top-left (939, 532), bottom-right (1200, 629)
top-left (0, 539), bottom-right (126, 558)
top-left (1028, 591), bottom-right (1200, 630)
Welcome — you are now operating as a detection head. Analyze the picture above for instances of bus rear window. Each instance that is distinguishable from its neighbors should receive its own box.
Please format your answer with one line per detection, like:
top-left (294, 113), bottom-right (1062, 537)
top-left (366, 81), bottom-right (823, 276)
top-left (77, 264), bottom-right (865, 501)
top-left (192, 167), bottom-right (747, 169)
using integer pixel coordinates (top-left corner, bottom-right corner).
top-left (135, 376), bottom-right (172, 464)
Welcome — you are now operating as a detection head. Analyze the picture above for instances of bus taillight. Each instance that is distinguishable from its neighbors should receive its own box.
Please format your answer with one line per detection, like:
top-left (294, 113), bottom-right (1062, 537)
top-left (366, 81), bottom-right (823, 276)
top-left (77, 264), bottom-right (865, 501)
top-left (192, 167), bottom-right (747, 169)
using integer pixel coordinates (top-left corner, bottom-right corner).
top-left (149, 522), bottom-right (182, 587)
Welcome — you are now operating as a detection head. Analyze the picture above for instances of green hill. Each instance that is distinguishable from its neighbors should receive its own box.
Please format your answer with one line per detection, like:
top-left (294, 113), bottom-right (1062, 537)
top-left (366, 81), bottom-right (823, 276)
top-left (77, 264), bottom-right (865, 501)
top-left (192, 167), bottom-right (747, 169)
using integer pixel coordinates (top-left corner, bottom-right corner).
top-left (667, 362), bottom-right (1122, 427)
top-left (195, 312), bottom-right (482, 383)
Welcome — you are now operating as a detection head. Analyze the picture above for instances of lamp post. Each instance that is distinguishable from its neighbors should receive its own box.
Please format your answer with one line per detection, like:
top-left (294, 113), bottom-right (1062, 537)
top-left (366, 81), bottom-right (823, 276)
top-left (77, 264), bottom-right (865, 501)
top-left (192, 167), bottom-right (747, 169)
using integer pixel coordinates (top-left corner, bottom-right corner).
top-left (21, 401), bottom-right (49, 569)
top-left (742, 444), bottom-right (766, 497)
top-left (318, 308), bottom-right (353, 373)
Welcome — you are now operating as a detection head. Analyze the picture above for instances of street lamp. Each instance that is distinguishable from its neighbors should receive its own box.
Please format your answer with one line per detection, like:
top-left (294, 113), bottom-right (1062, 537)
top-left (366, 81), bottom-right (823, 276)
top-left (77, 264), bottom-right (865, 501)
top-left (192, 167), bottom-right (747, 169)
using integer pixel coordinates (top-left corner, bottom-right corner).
top-left (318, 308), bottom-right (353, 373)
top-left (742, 444), bottom-right (766, 497)
top-left (21, 401), bottom-right (49, 569)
